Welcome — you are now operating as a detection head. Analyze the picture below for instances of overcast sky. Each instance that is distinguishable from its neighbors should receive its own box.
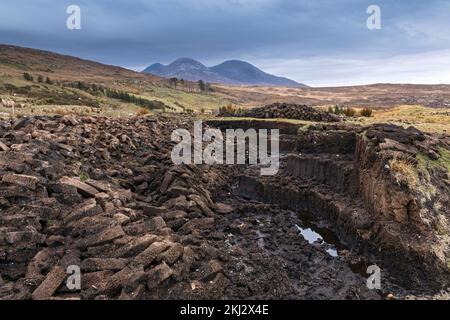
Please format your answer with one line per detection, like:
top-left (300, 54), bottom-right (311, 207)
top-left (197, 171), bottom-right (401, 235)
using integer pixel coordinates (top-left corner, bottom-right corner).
top-left (0, 0), bottom-right (449, 86)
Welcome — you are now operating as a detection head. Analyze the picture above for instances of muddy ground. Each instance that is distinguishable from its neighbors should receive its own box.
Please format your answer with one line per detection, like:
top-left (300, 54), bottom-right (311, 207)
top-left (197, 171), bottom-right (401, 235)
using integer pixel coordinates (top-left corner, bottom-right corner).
top-left (0, 115), bottom-right (449, 300)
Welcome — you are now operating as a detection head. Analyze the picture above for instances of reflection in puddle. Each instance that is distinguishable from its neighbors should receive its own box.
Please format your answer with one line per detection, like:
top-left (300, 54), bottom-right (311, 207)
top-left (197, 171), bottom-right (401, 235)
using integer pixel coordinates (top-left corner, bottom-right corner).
top-left (295, 224), bottom-right (339, 257)
top-left (295, 225), bottom-right (323, 244)
top-left (326, 248), bottom-right (338, 257)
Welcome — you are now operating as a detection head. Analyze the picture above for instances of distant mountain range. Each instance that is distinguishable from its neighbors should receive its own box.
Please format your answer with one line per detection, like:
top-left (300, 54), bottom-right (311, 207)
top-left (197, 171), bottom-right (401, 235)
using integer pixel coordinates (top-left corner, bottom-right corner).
top-left (142, 58), bottom-right (307, 87)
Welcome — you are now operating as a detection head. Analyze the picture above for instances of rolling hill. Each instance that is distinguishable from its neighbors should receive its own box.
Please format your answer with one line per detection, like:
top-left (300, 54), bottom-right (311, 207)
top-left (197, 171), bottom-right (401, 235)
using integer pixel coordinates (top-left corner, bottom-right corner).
top-left (0, 44), bottom-right (231, 114)
top-left (1, 44), bottom-right (450, 119)
top-left (0, 44), bottom-right (162, 84)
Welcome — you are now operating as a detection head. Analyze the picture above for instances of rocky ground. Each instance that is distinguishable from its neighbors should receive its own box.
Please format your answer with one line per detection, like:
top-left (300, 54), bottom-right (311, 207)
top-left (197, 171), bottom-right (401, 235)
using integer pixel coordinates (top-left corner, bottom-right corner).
top-left (0, 115), bottom-right (449, 300)
top-left (219, 103), bottom-right (340, 122)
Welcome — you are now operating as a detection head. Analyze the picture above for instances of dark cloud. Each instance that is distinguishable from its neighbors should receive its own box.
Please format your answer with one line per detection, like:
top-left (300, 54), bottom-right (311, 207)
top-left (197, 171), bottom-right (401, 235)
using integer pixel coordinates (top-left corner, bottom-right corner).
top-left (0, 0), bottom-right (448, 85)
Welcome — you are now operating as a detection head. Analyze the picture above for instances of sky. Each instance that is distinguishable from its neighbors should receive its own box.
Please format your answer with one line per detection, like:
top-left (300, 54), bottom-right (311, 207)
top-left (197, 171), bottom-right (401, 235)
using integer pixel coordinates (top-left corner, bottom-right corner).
top-left (0, 0), bottom-right (449, 86)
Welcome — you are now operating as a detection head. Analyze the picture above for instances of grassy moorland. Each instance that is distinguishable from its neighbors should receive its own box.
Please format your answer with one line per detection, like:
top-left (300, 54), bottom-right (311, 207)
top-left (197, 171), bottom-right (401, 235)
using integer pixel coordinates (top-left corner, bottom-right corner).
top-left (0, 44), bottom-right (232, 117)
top-left (1, 44), bottom-right (450, 136)
top-left (212, 105), bottom-right (450, 134)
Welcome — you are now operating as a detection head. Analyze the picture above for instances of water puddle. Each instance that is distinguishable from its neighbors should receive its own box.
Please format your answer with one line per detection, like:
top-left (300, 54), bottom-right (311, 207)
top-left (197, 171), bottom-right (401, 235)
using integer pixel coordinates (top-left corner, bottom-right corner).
top-left (295, 225), bottom-right (323, 244)
top-left (295, 224), bottom-right (339, 257)
top-left (294, 215), bottom-right (378, 282)
top-left (326, 248), bottom-right (339, 257)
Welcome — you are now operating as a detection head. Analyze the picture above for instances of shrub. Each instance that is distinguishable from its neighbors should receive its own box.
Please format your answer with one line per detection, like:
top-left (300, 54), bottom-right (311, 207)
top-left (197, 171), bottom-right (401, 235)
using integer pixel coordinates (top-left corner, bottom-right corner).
top-left (334, 105), bottom-right (343, 115)
top-left (169, 77), bottom-right (178, 88)
top-left (360, 108), bottom-right (373, 117)
top-left (23, 72), bottom-right (34, 81)
top-left (137, 108), bottom-right (150, 116)
top-left (343, 107), bottom-right (356, 117)
top-left (198, 80), bottom-right (206, 91)
top-left (226, 103), bottom-right (236, 114)
top-left (218, 104), bottom-right (240, 116)
top-left (77, 81), bottom-right (88, 90)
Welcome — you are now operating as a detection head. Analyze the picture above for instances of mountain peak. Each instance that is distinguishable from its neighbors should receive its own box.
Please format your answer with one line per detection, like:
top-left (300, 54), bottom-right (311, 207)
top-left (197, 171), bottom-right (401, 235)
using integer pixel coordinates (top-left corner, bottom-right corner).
top-left (219, 59), bottom-right (253, 66)
top-left (148, 62), bottom-right (164, 68)
top-left (170, 57), bottom-right (204, 66)
top-left (167, 58), bottom-right (207, 71)
top-left (143, 63), bottom-right (164, 73)
top-left (143, 58), bottom-right (307, 87)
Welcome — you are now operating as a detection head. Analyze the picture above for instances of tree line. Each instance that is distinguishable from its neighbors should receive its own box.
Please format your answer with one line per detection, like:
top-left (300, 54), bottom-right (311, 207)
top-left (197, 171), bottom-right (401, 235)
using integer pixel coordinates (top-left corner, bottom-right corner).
top-left (23, 72), bottom-right (54, 85)
top-left (64, 81), bottom-right (175, 111)
top-left (168, 77), bottom-right (213, 93)
top-left (23, 72), bottom-right (175, 112)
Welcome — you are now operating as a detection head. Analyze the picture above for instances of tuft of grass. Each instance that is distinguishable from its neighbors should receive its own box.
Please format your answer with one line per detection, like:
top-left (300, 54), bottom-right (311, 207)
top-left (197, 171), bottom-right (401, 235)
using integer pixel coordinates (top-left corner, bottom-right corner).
top-left (137, 108), bottom-right (150, 116)
top-left (79, 171), bottom-right (89, 182)
top-left (46, 218), bottom-right (55, 227)
top-left (389, 157), bottom-right (420, 188)
top-left (389, 155), bottom-right (438, 201)
top-left (360, 107), bottom-right (373, 117)
top-left (436, 148), bottom-right (450, 173)
top-left (360, 131), bottom-right (370, 142)
top-left (433, 214), bottom-right (448, 236)
top-left (417, 148), bottom-right (450, 174)
top-left (343, 107), bottom-right (356, 117)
